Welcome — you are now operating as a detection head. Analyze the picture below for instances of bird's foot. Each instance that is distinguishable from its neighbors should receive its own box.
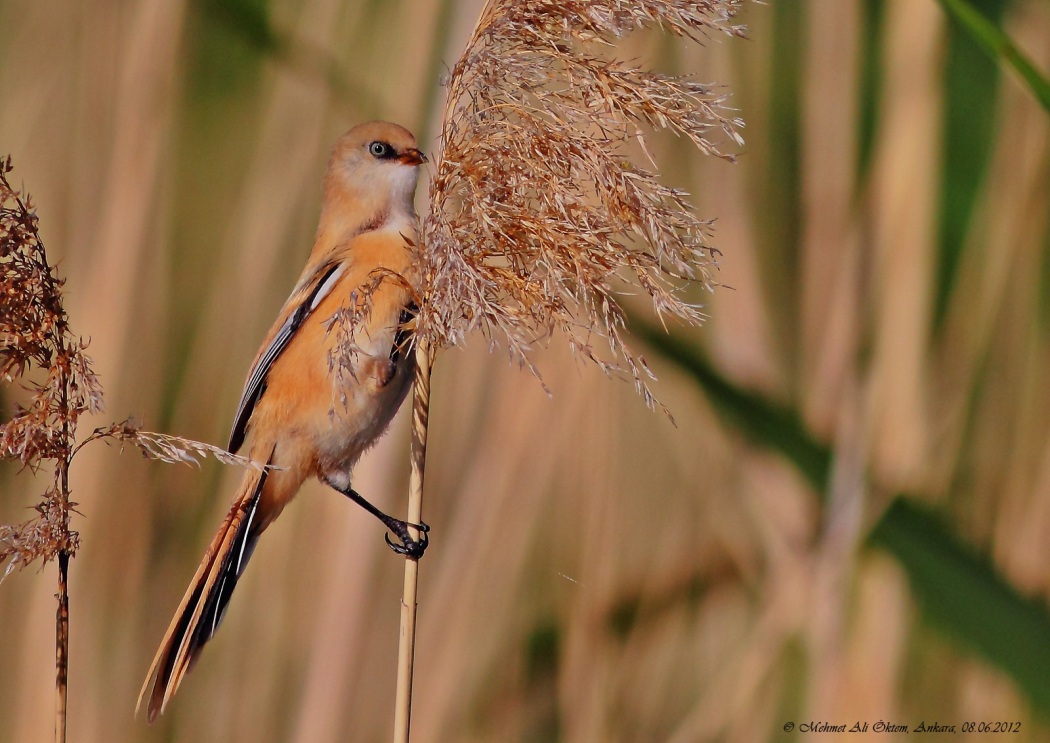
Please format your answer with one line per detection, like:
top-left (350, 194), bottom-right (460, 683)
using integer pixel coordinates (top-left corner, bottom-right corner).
top-left (382, 518), bottom-right (430, 558)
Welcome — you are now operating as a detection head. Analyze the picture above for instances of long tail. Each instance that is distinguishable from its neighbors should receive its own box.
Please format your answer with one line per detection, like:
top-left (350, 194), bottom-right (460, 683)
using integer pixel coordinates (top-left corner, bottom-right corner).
top-left (138, 456), bottom-right (271, 722)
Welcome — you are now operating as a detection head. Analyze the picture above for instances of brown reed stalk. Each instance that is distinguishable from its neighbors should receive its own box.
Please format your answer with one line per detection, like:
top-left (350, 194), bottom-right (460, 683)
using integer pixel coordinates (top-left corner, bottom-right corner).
top-left (0, 157), bottom-right (260, 742)
top-left (393, 339), bottom-right (432, 743)
top-left (394, 0), bottom-right (749, 739)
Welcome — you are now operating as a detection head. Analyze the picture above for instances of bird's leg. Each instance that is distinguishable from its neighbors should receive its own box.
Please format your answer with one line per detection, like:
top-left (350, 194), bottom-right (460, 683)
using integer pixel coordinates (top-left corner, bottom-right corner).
top-left (324, 478), bottom-right (429, 558)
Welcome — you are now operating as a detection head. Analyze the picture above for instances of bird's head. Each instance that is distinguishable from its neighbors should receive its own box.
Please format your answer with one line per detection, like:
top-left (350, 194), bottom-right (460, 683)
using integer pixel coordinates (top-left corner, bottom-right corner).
top-left (323, 121), bottom-right (427, 224)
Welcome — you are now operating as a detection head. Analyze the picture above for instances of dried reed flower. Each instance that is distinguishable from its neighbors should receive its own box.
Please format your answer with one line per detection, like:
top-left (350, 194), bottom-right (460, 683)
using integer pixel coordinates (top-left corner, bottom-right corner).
top-left (324, 266), bottom-right (416, 413)
top-left (419, 0), bottom-right (746, 404)
top-left (0, 156), bottom-right (101, 574)
top-left (75, 420), bottom-right (266, 470)
top-left (395, 5), bottom-right (749, 733)
top-left (0, 158), bottom-right (255, 578)
top-left (1, 157), bottom-right (276, 741)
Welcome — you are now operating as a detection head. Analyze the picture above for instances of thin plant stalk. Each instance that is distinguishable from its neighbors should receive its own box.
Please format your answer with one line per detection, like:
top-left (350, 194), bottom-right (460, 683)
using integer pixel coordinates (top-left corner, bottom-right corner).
top-left (54, 255), bottom-right (73, 743)
top-left (394, 338), bottom-right (433, 743)
top-left (55, 551), bottom-right (69, 743)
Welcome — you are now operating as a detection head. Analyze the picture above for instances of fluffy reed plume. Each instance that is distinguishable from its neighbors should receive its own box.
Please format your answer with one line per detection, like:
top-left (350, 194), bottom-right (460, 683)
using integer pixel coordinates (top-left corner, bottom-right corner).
top-left (419, 0), bottom-right (747, 403)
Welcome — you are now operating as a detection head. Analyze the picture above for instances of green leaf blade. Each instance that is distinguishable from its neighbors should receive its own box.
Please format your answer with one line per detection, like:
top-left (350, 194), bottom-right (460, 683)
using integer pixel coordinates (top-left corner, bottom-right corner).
top-left (870, 498), bottom-right (1050, 716)
top-left (937, 0), bottom-right (1050, 114)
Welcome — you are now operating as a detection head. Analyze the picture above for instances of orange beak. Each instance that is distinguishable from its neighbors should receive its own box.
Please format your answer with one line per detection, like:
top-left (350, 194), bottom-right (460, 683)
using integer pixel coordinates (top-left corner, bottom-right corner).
top-left (397, 148), bottom-right (428, 166)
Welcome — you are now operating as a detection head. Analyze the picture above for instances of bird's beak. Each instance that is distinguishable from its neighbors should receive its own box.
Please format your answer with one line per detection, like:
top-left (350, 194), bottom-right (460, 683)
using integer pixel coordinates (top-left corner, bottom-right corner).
top-left (397, 148), bottom-right (428, 166)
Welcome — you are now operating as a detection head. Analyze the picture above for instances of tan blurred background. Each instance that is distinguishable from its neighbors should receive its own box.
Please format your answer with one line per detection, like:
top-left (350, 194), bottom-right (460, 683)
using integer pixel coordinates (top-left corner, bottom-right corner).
top-left (3, 0), bottom-right (1050, 741)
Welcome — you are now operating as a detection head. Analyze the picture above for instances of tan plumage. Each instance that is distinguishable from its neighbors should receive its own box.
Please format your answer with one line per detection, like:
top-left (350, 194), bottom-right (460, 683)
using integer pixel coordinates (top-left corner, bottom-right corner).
top-left (139, 122), bottom-right (427, 722)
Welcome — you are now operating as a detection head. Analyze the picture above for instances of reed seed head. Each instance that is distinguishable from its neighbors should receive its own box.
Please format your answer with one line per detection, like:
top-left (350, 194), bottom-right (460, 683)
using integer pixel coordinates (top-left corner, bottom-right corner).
top-left (1, 159), bottom-right (260, 576)
top-left (419, 0), bottom-right (747, 404)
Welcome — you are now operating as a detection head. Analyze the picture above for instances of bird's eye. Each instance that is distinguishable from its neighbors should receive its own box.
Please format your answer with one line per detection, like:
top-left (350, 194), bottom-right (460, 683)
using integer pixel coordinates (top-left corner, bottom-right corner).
top-left (369, 141), bottom-right (392, 159)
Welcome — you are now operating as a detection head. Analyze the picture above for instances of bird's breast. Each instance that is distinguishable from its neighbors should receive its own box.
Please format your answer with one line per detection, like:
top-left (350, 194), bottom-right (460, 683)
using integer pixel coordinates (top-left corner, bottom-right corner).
top-left (257, 248), bottom-right (416, 475)
top-left (310, 344), bottom-right (414, 469)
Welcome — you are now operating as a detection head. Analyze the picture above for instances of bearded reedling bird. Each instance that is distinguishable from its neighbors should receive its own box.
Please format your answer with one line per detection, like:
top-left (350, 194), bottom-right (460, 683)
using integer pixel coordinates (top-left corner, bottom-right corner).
top-left (139, 122), bottom-right (429, 722)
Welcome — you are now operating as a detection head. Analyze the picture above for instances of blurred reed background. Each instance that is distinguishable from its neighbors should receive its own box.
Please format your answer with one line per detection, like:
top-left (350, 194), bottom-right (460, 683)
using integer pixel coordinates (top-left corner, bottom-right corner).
top-left (2, 0), bottom-right (1050, 741)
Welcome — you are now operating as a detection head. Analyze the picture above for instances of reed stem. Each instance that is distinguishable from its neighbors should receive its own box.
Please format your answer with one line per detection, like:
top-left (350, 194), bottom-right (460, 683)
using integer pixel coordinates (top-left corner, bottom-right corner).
top-left (393, 338), bottom-right (432, 743)
top-left (55, 551), bottom-right (69, 743)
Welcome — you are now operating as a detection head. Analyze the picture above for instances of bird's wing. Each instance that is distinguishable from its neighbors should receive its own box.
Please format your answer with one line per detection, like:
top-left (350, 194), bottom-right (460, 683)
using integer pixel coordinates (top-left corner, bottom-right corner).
top-left (227, 261), bottom-right (346, 453)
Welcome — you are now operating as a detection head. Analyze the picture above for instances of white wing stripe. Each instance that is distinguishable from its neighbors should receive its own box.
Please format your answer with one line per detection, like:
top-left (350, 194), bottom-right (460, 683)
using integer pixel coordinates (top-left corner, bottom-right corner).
top-left (235, 496), bottom-right (259, 577)
top-left (310, 264), bottom-right (345, 311)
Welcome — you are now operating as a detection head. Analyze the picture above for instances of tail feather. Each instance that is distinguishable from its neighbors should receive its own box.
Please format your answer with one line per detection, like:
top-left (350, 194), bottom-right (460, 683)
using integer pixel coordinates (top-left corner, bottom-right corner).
top-left (138, 459), bottom-right (270, 722)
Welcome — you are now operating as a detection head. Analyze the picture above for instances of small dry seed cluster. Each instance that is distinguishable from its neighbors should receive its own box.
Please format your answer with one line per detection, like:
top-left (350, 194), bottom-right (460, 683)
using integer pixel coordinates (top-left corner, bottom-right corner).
top-left (1, 158), bottom-right (258, 577)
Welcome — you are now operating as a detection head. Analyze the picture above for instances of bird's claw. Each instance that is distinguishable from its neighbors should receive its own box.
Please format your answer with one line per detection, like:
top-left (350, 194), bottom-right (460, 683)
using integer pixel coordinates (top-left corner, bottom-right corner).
top-left (384, 520), bottom-right (430, 558)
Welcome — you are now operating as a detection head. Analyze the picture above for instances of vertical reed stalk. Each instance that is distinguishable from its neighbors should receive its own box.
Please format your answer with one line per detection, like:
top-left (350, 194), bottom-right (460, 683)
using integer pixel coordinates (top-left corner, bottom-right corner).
top-left (394, 338), bottom-right (433, 743)
top-left (55, 550), bottom-right (69, 743)
top-left (54, 320), bottom-right (72, 743)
